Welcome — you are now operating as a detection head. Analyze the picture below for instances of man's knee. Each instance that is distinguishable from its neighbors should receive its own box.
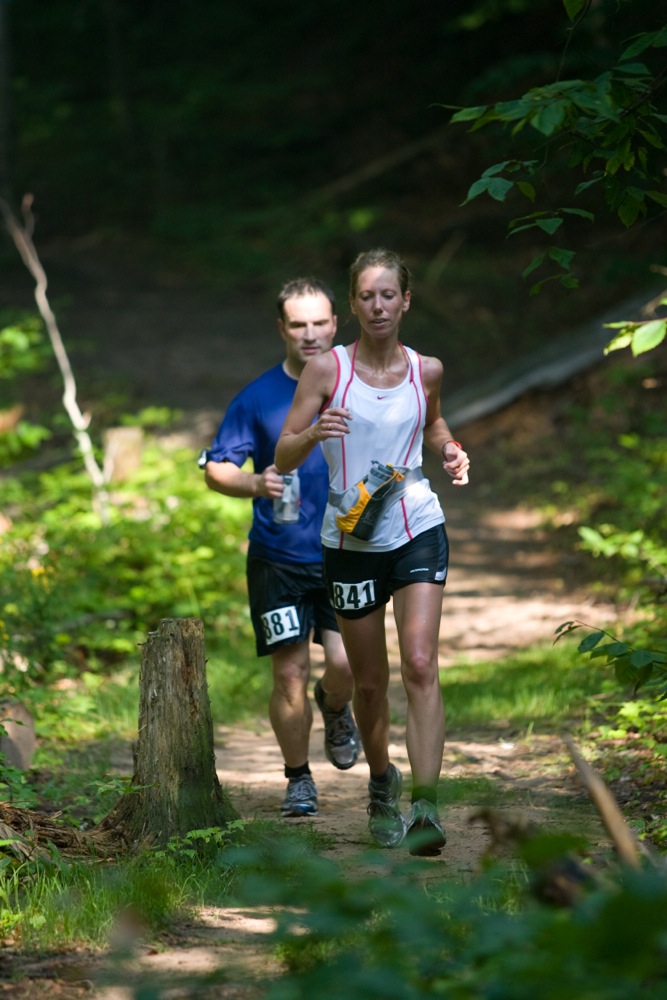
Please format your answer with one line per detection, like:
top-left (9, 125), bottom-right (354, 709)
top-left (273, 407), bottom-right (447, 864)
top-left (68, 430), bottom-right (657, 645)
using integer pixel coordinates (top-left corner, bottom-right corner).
top-left (271, 643), bottom-right (310, 685)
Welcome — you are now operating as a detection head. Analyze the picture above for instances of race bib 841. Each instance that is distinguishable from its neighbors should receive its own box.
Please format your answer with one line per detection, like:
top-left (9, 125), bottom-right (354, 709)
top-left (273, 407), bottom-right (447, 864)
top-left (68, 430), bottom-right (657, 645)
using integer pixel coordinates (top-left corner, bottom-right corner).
top-left (331, 579), bottom-right (376, 612)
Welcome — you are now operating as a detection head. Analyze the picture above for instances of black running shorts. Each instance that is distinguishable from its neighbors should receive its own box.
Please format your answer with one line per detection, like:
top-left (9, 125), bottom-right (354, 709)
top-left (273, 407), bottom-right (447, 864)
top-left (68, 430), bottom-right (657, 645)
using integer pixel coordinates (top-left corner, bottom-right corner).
top-left (323, 524), bottom-right (449, 620)
top-left (246, 555), bottom-right (339, 656)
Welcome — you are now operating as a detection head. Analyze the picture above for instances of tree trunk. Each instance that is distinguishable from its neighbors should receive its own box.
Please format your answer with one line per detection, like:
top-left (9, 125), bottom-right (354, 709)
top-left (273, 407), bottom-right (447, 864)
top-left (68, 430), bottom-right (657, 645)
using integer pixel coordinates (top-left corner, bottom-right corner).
top-left (100, 617), bottom-right (237, 848)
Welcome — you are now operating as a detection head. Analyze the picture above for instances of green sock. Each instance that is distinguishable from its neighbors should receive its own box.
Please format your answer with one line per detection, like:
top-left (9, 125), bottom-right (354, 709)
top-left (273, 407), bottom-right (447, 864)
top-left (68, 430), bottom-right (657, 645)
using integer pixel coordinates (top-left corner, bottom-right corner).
top-left (412, 785), bottom-right (437, 805)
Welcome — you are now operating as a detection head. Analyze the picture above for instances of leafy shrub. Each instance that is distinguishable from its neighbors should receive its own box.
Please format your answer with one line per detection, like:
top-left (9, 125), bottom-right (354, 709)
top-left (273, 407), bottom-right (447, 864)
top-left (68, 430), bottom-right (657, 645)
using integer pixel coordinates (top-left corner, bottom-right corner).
top-left (228, 839), bottom-right (667, 1000)
top-left (0, 441), bottom-right (255, 691)
top-left (557, 621), bottom-right (667, 700)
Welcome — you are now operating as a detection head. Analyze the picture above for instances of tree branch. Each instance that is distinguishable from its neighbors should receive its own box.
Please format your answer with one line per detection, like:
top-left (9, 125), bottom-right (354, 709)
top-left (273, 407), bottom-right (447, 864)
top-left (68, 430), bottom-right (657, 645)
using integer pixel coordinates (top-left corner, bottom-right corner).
top-left (564, 735), bottom-right (648, 869)
top-left (0, 194), bottom-right (110, 520)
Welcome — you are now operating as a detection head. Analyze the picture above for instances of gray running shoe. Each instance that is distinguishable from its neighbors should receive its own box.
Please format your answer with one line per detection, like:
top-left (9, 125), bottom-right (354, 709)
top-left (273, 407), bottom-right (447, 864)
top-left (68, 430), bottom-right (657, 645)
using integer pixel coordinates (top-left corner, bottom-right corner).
top-left (406, 799), bottom-right (447, 856)
top-left (281, 774), bottom-right (318, 817)
top-left (367, 763), bottom-right (406, 848)
top-left (314, 678), bottom-right (361, 771)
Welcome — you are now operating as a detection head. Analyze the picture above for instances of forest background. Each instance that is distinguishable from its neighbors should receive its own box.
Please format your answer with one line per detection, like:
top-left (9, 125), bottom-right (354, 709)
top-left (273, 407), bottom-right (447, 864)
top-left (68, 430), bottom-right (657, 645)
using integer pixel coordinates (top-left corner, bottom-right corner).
top-left (1, 0), bottom-right (666, 407)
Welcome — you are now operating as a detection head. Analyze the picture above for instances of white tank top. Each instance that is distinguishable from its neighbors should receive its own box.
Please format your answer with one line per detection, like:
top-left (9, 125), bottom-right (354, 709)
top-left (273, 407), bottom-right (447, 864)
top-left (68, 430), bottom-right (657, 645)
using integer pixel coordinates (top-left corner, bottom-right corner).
top-left (320, 342), bottom-right (445, 551)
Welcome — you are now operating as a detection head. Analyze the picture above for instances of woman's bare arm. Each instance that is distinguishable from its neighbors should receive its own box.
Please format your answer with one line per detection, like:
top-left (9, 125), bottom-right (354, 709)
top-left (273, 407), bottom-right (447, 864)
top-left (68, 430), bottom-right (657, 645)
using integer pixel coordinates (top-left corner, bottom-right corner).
top-left (275, 352), bottom-right (351, 472)
top-left (421, 355), bottom-right (470, 485)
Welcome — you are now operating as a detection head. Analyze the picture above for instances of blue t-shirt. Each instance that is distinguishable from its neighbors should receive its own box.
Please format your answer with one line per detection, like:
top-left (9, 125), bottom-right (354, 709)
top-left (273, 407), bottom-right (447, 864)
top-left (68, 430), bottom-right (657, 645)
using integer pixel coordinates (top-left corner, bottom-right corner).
top-left (202, 363), bottom-right (328, 565)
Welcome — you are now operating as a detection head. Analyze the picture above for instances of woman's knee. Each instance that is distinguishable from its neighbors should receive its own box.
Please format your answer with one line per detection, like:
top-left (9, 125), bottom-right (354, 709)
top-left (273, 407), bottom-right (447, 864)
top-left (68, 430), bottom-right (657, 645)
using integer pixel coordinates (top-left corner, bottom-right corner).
top-left (401, 649), bottom-right (438, 688)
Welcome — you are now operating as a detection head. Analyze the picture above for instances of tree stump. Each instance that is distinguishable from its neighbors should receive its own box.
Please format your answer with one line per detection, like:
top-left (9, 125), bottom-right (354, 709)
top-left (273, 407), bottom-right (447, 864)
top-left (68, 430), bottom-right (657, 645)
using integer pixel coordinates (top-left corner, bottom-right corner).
top-left (100, 617), bottom-right (237, 848)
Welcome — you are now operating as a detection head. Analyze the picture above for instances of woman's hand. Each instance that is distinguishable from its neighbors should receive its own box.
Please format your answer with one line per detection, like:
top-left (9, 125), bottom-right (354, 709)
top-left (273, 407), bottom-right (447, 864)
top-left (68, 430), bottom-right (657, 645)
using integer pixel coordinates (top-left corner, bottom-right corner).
top-left (442, 440), bottom-right (470, 486)
top-left (316, 407), bottom-right (352, 442)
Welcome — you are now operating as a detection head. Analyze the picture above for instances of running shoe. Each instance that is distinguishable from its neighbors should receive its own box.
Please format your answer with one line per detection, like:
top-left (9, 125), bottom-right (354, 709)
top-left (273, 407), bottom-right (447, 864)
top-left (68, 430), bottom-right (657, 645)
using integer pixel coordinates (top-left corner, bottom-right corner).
top-left (406, 799), bottom-right (447, 856)
top-left (367, 763), bottom-right (406, 848)
top-left (281, 774), bottom-right (318, 817)
top-left (314, 678), bottom-right (361, 770)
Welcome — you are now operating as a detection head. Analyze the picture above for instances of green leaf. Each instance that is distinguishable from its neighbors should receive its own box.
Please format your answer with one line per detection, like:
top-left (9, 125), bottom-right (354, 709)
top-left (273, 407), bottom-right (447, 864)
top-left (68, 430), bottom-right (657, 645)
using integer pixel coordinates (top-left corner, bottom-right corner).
top-left (531, 101), bottom-right (567, 136)
top-left (461, 178), bottom-right (490, 205)
top-left (574, 177), bottom-right (603, 196)
top-left (620, 26), bottom-right (667, 61)
top-left (632, 320), bottom-right (666, 356)
top-left (614, 61), bottom-right (651, 77)
top-left (613, 657), bottom-right (635, 686)
top-left (639, 130), bottom-right (666, 152)
top-left (604, 642), bottom-right (631, 657)
top-left (548, 247), bottom-right (575, 269)
top-left (522, 253), bottom-right (545, 278)
top-left (482, 161), bottom-right (513, 178)
top-left (535, 218), bottom-right (563, 235)
top-left (486, 177), bottom-right (514, 202)
top-left (647, 190), bottom-right (667, 208)
top-left (560, 207), bottom-right (595, 221)
top-left (630, 650), bottom-right (660, 669)
top-left (578, 631), bottom-right (606, 653)
top-left (604, 330), bottom-right (634, 354)
top-left (617, 195), bottom-right (644, 228)
top-left (632, 666), bottom-right (654, 693)
top-left (573, 82), bottom-right (620, 120)
top-left (555, 620), bottom-right (579, 637)
top-left (449, 105), bottom-right (489, 124)
top-left (516, 181), bottom-right (536, 202)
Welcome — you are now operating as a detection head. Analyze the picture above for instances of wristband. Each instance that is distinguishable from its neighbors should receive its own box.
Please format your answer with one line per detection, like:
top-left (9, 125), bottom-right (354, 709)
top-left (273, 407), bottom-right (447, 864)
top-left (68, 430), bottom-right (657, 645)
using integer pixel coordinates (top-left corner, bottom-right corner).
top-left (442, 439), bottom-right (462, 456)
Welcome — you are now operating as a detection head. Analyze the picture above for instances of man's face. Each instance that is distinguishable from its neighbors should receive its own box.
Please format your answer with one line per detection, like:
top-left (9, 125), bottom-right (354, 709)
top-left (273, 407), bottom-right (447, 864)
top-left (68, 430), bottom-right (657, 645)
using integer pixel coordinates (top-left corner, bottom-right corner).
top-left (278, 292), bottom-right (337, 375)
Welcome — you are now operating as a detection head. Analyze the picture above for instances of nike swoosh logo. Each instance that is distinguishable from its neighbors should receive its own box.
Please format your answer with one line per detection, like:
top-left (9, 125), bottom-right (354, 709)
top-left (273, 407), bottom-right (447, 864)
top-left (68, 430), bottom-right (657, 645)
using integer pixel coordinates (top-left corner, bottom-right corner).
top-left (377, 394), bottom-right (388, 399)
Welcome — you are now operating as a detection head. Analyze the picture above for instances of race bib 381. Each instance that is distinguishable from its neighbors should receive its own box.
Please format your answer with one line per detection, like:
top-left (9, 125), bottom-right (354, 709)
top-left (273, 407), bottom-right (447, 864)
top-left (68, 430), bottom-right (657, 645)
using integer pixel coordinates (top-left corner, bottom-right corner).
top-left (261, 605), bottom-right (301, 644)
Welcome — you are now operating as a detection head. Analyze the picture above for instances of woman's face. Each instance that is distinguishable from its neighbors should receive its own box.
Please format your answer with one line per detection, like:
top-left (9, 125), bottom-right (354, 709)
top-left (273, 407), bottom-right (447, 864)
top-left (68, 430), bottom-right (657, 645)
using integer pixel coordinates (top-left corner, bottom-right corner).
top-left (350, 266), bottom-right (410, 339)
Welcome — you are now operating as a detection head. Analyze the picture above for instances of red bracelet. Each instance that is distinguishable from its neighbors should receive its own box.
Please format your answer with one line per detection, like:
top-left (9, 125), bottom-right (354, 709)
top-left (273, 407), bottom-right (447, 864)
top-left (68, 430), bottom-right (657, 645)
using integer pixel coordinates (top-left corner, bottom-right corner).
top-left (442, 439), bottom-right (462, 455)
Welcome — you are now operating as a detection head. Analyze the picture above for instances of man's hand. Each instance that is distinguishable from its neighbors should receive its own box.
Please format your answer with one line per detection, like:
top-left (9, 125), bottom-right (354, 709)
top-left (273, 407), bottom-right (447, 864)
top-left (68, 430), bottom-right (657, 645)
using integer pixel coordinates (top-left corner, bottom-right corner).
top-left (259, 463), bottom-right (287, 499)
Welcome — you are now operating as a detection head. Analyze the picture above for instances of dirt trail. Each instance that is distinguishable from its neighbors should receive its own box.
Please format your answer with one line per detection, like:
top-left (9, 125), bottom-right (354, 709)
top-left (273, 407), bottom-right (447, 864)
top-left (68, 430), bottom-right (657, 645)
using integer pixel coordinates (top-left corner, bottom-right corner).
top-left (213, 466), bottom-right (617, 871)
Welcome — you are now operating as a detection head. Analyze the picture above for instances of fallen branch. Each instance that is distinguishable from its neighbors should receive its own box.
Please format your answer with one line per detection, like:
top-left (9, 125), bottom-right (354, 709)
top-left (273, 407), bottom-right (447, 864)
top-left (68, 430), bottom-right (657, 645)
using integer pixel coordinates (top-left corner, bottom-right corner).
top-left (0, 804), bottom-right (117, 862)
top-left (0, 193), bottom-right (110, 521)
top-left (564, 734), bottom-right (650, 870)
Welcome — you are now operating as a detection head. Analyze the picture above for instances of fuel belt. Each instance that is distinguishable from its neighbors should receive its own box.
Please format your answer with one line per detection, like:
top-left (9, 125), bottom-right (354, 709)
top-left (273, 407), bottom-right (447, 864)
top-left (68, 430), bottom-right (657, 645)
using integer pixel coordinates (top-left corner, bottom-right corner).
top-left (328, 462), bottom-right (424, 541)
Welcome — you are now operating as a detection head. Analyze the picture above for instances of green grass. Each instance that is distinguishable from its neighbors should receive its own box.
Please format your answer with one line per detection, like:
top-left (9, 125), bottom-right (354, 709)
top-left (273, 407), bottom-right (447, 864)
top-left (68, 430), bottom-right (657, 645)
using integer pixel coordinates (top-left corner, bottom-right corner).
top-left (1, 855), bottom-right (198, 950)
top-left (0, 818), bottom-right (333, 950)
top-left (442, 640), bottom-right (614, 732)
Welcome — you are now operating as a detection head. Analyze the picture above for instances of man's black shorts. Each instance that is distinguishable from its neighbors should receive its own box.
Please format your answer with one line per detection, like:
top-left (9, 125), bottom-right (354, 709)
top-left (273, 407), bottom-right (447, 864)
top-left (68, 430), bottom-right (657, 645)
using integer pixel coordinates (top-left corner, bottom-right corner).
top-left (323, 524), bottom-right (449, 620)
top-left (247, 555), bottom-right (339, 657)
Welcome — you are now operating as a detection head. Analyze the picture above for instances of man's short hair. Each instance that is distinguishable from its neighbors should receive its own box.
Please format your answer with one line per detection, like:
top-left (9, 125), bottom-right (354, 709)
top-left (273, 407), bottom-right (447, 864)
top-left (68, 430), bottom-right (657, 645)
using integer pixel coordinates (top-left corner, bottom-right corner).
top-left (277, 277), bottom-right (336, 321)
